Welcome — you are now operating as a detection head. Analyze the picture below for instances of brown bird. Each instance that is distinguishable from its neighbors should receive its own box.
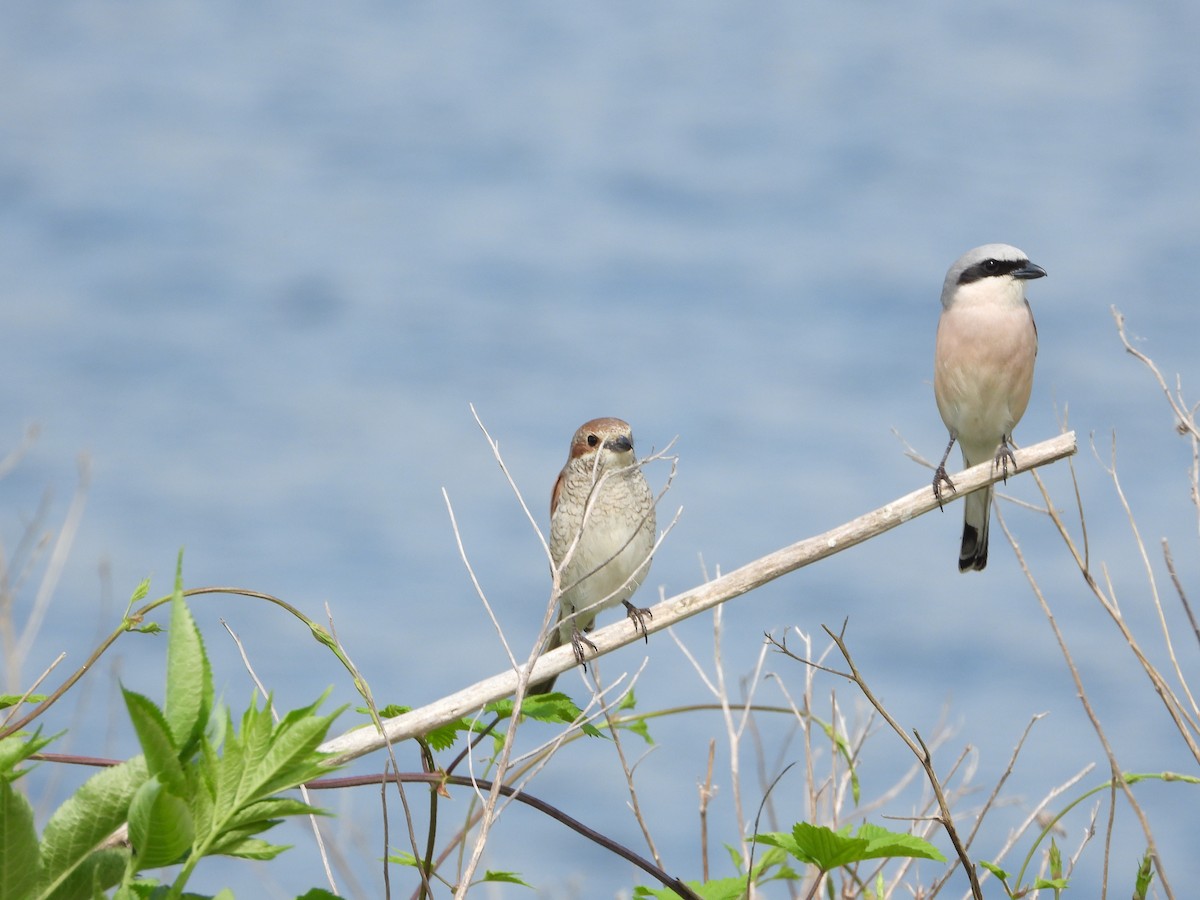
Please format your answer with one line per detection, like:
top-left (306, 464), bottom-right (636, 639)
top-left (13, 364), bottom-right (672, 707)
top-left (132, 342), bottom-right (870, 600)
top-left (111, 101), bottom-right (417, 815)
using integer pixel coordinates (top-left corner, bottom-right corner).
top-left (531, 417), bottom-right (656, 694)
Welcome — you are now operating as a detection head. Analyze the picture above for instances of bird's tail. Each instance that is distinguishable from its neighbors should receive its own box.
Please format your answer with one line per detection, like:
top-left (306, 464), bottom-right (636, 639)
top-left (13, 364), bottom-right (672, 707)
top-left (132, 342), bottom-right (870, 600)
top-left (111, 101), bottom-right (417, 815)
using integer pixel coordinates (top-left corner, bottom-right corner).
top-left (959, 485), bottom-right (991, 572)
top-left (528, 626), bottom-right (561, 695)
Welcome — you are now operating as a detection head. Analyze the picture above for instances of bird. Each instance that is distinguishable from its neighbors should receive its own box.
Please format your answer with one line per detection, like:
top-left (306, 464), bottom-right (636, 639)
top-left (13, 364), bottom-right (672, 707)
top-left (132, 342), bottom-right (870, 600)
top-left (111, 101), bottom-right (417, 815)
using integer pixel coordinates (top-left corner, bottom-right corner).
top-left (932, 243), bottom-right (1046, 572)
top-left (530, 417), bottom-right (657, 694)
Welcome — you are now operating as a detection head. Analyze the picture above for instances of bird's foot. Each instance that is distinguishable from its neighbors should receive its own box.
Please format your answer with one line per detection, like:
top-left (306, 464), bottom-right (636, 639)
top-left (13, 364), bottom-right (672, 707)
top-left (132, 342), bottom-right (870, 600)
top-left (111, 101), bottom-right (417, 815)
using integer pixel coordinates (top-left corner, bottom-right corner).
top-left (932, 466), bottom-right (957, 510)
top-left (623, 601), bottom-right (653, 643)
top-left (569, 626), bottom-right (598, 668)
top-left (994, 441), bottom-right (1017, 483)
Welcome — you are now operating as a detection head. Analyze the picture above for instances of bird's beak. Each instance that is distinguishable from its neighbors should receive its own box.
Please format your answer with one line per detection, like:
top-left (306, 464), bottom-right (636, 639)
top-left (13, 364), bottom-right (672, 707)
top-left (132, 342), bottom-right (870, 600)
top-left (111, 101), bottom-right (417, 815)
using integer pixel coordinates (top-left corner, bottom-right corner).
top-left (1014, 261), bottom-right (1047, 280)
top-left (606, 435), bottom-right (634, 453)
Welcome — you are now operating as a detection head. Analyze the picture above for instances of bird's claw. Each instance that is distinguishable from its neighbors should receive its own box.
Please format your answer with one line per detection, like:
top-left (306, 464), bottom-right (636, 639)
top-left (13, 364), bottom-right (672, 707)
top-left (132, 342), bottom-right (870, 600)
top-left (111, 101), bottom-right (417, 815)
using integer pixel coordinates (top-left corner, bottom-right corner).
top-left (623, 601), bottom-right (653, 643)
top-left (994, 442), bottom-right (1016, 484)
top-left (932, 466), bottom-right (957, 510)
top-left (569, 627), bottom-right (598, 668)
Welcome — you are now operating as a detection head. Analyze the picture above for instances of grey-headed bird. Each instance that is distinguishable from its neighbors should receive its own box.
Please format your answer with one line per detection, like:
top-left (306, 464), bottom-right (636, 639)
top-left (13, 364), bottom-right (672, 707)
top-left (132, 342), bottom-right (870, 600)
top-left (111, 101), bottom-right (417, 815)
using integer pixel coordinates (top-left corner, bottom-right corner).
top-left (932, 244), bottom-right (1046, 572)
top-left (531, 417), bottom-right (656, 693)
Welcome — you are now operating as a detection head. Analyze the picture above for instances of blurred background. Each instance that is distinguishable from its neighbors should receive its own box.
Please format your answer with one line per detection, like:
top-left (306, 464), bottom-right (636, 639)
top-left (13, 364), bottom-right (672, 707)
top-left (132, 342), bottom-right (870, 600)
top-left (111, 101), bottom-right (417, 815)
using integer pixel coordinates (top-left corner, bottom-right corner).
top-left (2, 1), bottom-right (1198, 897)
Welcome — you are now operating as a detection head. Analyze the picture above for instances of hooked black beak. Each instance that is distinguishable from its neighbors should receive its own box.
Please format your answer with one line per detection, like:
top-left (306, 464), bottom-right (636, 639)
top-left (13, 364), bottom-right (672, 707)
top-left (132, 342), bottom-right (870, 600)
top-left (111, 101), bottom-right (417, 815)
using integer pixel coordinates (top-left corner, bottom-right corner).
top-left (606, 435), bottom-right (633, 453)
top-left (1014, 261), bottom-right (1047, 280)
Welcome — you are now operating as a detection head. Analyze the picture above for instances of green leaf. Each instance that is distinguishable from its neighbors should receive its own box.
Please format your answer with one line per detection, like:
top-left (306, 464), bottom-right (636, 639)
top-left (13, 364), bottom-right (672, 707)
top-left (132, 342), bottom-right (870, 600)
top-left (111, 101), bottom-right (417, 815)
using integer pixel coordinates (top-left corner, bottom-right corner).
top-left (295, 889), bottom-right (345, 900)
top-left (754, 822), bottom-right (944, 871)
top-left (634, 876), bottom-right (749, 900)
top-left (1133, 851), bottom-right (1154, 900)
top-left (480, 870), bottom-right (531, 887)
top-left (164, 553), bottom-right (212, 757)
top-left (1033, 877), bottom-right (1069, 890)
top-left (123, 688), bottom-right (185, 792)
top-left (127, 776), bottom-right (194, 871)
top-left (1, 778), bottom-right (40, 899)
top-left (129, 577), bottom-right (151, 606)
top-left (374, 704), bottom-right (410, 719)
top-left (422, 718), bottom-right (469, 753)
top-left (979, 859), bottom-right (1009, 881)
top-left (0, 693), bottom-right (48, 710)
top-left (0, 730), bottom-right (56, 780)
top-left (38, 756), bottom-right (148, 898)
top-left (487, 694), bottom-right (603, 738)
top-left (43, 848), bottom-right (127, 900)
top-left (854, 822), bottom-right (945, 862)
top-left (213, 836), bottom-right (290, 860)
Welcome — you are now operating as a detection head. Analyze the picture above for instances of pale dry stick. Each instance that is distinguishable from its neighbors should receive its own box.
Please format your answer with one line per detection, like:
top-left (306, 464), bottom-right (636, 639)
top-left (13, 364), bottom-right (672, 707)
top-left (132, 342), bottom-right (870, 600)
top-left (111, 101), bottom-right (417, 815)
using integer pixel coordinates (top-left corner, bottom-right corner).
top-left (958, 713), bottom-right (1047, 855)
top-left (14, 455), bottom-right (90, 666)
top-left (956, 763), bottom-right (1094, 900)
top-left (1021, 440), bottom-right (1200, 756)
top-left (0, 423), bottom-right (41, 479)
top-left (1095, 440), bottom-right (1200, 730)
top-left (220, 619), bottom-right (343, 898)
top-left (872, 743), bottom-right (972, 899)
top-left (1, 494), bottom-right (52, 670)
top-left (595, 665), bottom-right (663, 868)
top-left (1065, 801), bottom-right (1101, 880)
top-left (413, 677), bottom-right (639, 900)
top-left (795, 624), bottom-right (985, 900)
top-left (1076, 454), bottom-right (1200, 755)
top-left (1112, 308), bottom-right (1200, 444)
top-left (1162, 540), bottom-right (1200, 649)
top-left (323, 603), bottom-right (432, 900)
top-left (994, 502), bottom-right (1173, 900)
top-left (699, 739), bottom-right (717, 883)
top-left (1112, 307), bottom-right (1200, 534)
top-left (0, 651), bottom-right (66, 730)
top-left (319, 432), bottom-right (1077, 765)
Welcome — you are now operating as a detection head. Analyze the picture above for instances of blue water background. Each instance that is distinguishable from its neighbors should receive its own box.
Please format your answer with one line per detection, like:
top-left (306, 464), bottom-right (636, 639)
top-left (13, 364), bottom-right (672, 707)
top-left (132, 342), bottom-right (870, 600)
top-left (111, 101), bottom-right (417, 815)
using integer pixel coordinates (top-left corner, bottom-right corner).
top-left (2, 2), bottom-right (1198, 896)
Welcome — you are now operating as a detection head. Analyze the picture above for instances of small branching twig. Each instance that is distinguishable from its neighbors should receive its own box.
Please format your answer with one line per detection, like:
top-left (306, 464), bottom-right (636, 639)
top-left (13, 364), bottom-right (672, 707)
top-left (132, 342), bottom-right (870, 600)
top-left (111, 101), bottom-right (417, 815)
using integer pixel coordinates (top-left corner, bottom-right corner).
top-left (770, 623), bottom-right (985, 900)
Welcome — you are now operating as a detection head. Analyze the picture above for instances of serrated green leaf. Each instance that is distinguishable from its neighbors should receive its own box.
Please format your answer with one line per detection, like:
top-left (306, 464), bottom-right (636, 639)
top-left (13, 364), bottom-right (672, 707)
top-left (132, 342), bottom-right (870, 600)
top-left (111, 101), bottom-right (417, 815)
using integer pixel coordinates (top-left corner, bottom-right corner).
top-left (374, 704), bottom-right (411, 719)
top-left (123, 689), bottom-right (185, 792)
top-left (855, 822), bottom-right (946, 862)
top-left (164, 554), bottom-right (212, 758)
top-left (214, 836), bottom-right (290, 860)
top-left (38, 756), bottom-right (148, 897)
top-left (756, 822), bottom-right (943, 871)
top-left (422, 718), bottom-right (469, 752)
top-left (43, 848), bottom-right (127, 900)
top-left (1, 778), bottom-right (40, 899)
top-left (127, 776), bottom-right (194, 871)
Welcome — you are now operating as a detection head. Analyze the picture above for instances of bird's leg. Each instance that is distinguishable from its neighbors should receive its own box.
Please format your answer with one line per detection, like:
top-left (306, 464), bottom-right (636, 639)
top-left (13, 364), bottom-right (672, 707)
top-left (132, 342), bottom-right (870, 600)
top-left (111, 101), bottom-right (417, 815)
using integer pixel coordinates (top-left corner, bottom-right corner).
top-left (622, 600), bottom-right (653, 643)
top-left (994, 436), bottom-right (1017, 483)
top-left (569, 625), bottom-right (598, 668)
top-left (932, 433), bottom-right (958, 509)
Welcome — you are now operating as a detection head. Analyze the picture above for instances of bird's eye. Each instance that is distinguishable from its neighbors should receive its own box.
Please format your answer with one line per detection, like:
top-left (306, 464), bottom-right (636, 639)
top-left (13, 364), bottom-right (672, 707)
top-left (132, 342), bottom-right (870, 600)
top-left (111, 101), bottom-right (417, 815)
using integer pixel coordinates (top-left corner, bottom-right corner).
top-left (983, 258), bottom-right (1000, 273)
top-left (586, 434), bottom-right (599, 447)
